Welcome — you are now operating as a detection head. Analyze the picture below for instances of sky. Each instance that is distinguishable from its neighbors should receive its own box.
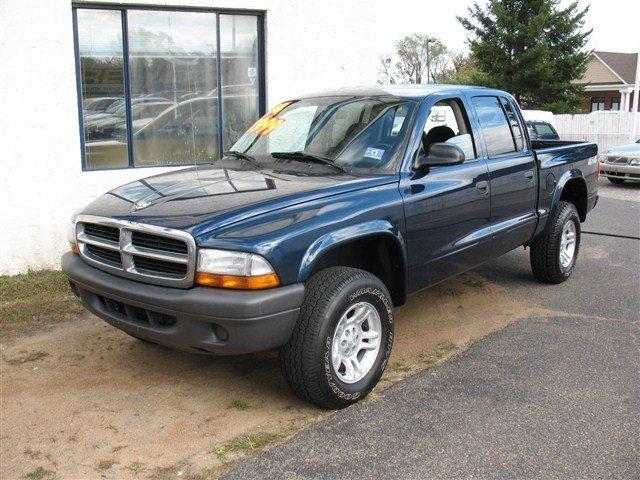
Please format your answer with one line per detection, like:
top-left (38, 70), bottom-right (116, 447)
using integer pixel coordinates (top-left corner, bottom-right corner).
top-left (375, 0), bottom-right (640, 57)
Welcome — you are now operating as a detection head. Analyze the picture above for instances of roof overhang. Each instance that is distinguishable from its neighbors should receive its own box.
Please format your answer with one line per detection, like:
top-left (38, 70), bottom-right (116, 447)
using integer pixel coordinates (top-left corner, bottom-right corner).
top-left (582, 84), bottom-right (634, 92)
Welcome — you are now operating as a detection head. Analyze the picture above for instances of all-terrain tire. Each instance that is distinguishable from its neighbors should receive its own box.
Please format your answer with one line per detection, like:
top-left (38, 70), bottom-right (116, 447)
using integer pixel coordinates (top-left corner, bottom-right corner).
top-left (281, 267), bottom-right (394, 409)
top-left (607, 177), bottom-right (626, 184)
top-left (530, 201), bottom-right (581, 284)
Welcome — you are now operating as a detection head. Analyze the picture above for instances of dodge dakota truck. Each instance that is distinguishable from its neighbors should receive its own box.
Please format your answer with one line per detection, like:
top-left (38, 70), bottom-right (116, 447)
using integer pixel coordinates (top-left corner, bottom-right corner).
top-left (62, 85), bottom-right (598, 409)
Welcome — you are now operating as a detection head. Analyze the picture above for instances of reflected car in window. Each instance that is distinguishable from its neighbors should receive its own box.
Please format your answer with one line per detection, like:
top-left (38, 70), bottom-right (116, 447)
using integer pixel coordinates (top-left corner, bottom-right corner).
top-left (526, 120), bottom-right (559, 140)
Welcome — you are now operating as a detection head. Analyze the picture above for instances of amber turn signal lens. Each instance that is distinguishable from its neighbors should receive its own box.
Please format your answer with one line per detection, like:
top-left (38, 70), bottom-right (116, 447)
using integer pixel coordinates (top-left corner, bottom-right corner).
top-left (70, 243), bottom-right (80, 254)
top-left (195, 272), bottom-right (280, 289)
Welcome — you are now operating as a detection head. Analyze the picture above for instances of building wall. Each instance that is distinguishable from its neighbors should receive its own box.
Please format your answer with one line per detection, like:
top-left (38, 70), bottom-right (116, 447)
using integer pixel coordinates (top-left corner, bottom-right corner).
top-left (575, 56), bottom-right (621, 85)
top-left (0, 0), bottom-right (379, 274)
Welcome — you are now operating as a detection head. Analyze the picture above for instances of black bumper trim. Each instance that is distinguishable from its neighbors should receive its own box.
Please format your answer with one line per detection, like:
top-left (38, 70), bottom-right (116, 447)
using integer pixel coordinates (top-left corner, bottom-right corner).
top-left (62, 252), bottom-right (304, 354)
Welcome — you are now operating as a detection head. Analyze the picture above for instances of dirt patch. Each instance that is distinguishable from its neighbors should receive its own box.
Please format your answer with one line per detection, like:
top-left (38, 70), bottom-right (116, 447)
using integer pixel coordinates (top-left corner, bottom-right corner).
top-left (1, 271), bottom-right (531, 479)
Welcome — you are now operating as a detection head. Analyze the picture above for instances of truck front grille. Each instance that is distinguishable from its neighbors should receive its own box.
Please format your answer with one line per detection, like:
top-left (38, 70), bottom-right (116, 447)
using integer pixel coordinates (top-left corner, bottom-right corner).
top-left (84, 223), bottom-right (120, 243)
top-left (75, 215), bottom-right (196, 288)
top-left (607, 156), bottom-right (630, 165)
top-left (86, 244), bottom-right (122, 266)
top-left (133, 255), bottom-right (189, 277)
top-left (131, 231), bottom-right (188, 254)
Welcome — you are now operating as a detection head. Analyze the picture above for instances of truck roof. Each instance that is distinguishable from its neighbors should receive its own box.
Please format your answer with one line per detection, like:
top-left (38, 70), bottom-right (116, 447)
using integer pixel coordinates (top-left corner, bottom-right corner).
top-left (296, 84), bottom-right (504, 101)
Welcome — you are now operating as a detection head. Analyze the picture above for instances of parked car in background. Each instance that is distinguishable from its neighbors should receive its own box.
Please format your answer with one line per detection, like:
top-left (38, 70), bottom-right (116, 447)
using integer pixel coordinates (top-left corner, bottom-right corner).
top-left (599, 139), bottom-right (640, 184)
top-left (83, 97), bottom-right (120, 116)
top-left (521, 109), bottom-right (557, 129)
top-left (526, 120), bottom-right (560, 140)
top-left (63, 85), bottom-right (598, 409)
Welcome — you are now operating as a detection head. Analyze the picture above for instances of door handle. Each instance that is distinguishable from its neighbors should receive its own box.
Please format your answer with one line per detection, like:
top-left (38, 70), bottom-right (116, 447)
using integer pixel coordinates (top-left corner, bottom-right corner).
top-left (524, 170), bottom-right (535, 181)
top-left (476, 181), bottom-right (489, 195)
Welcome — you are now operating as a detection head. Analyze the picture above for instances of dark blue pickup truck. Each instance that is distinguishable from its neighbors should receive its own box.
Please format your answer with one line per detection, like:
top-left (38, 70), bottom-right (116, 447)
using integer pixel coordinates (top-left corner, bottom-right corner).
top-left (62, 85), bottom-right (598, 409)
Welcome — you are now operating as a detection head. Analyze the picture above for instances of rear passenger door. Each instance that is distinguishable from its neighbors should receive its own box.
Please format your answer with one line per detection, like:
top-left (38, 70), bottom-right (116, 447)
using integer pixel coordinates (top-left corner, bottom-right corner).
top-left (470, 96), bottom-right (538, 256)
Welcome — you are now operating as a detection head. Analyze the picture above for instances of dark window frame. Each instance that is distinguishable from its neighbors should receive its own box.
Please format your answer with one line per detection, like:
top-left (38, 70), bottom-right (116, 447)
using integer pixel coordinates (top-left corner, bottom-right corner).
top-left (610, 97), bottom-right (621, 111)
top-left (471, 95), bottom-right (519, 158)
top-left (498, 97), bottom-right (526, 152)
top-left (590, 97), bottom-right (605, 112)
top-left (72, 3), bottom-right (267, 171)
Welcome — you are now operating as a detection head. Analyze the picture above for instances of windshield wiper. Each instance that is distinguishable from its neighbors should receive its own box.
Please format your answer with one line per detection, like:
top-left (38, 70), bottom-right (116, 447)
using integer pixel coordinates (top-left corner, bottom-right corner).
top-left (225, 150), bottom-right (260, 167)
top-left (270, 151), bottom-right (347, 173)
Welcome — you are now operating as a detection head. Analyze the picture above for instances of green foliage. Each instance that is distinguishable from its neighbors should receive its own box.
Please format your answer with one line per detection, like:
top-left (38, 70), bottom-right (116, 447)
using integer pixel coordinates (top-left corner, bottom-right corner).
top-left (24, 467), bottom-right (54, 480)
top-left (458, 0), bottom-right (591, 113)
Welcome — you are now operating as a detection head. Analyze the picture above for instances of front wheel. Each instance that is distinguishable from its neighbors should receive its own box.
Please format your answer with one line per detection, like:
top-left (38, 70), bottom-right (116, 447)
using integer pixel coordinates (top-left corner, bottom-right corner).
top-left (530, 201), bottom-right (581, 284)
top-left (281, 267), bottom-right (394, 409)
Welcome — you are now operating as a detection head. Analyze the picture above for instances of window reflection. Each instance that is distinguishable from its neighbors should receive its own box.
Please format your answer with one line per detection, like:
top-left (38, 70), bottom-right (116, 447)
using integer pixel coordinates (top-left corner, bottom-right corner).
top-left (77, 9), bottom-right (128, 169)
top-left (220, 15), bottom-right (260, 148)
top-left (128, 10), bottom-right (219, 167)
top-left (75, 8), bottom-right (263, 170)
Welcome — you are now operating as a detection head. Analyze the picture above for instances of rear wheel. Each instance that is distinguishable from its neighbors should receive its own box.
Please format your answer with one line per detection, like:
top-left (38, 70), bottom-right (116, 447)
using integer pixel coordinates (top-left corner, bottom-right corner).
top-left (607, 177), bottom-right (626, 184)
top-left (281, 267), bottom-right (394, 409)
top-left (530, 201), bottom-right (581, 284)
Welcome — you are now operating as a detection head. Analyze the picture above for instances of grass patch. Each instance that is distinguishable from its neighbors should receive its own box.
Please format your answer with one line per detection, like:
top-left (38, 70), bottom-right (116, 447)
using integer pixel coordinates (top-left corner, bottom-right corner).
top-left (97, 459), bottom-right (117, 471)
top-left (213, 432), bottom-right (286, 459)
top-left (24, 466), bottom-right (55, 480)
top-left (390, 357), bottom-right (412, 373)
top-left (1, 270), bottom-right (83, 339)
top-left (126, 461), bottom-right (146, 475)
top-left (228, 399), bottom-right (250, 411)
top-left (418, 341), bottom-right (458, 365)
top-left (6, 351), bottom-right (49, 366)
top-left (462, 276), bottom-right (485, 288)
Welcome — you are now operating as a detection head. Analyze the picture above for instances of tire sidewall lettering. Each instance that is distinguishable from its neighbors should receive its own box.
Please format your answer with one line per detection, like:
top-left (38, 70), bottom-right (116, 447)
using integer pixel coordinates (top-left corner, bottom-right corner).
top-left (322, 285), bottom-right (394, 400)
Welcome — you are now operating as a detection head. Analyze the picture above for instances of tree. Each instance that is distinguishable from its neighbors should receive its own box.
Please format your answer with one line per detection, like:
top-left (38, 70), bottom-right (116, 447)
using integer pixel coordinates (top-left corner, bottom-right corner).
top-left (433, 52), bottom-right (483, 85)
top-left (378, 34), bottom-right (451, 85)
top-left (457, 0), bottom-right (591, 113)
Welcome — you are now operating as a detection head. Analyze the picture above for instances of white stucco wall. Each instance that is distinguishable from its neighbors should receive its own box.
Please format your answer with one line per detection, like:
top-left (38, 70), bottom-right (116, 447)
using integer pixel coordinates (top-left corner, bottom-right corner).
top-left (0, 0), bottom-right (378, 274)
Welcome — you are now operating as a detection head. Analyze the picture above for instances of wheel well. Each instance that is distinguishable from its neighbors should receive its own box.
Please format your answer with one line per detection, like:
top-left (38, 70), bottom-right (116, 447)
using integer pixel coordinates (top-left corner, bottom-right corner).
top-left (308, 235), bottom-right (406, 306)
top-left (560, 178), bottom-right (587, 221)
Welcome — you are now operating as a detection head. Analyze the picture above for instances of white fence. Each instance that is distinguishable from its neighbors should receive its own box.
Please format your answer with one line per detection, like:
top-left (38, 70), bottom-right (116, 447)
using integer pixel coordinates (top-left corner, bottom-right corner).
top-left (555, 112), bottom-right (640, 153)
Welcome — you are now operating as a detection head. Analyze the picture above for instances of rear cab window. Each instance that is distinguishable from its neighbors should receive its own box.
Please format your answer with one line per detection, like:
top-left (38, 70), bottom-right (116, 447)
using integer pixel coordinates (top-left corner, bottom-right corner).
top-left (471, 96), bottom-right (522, 157)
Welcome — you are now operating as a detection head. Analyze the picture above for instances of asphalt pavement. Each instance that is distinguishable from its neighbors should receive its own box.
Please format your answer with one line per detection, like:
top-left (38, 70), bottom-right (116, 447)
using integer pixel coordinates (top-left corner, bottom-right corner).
top-left (224, 181), bottom-right (640, 480)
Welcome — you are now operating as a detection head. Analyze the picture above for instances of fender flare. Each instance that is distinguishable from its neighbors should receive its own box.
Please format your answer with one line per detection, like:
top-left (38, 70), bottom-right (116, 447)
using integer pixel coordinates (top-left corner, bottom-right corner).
top-left (297, 220), bottom-right (407, 302)
top-left (547, 169), bottom-right (587, 225)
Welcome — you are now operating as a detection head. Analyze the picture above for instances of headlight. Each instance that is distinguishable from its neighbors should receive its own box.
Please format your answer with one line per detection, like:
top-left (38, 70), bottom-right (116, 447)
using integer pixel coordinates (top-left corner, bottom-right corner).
top-left (67, 220), bottom-right (79, 254)
top-left (195, 249), bottom-right (279, 289)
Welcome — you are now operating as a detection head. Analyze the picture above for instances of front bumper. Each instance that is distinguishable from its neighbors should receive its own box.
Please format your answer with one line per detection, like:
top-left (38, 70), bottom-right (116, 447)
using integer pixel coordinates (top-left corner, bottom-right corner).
top-left (61, 252), bottom-right (304, 354)
top-left (599, 160), bottom-right (640, 181)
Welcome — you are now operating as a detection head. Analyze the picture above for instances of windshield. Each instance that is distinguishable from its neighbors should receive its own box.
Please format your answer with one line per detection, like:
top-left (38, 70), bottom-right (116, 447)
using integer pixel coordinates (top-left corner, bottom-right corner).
top-left (229, 96), bottom-right (416, 172)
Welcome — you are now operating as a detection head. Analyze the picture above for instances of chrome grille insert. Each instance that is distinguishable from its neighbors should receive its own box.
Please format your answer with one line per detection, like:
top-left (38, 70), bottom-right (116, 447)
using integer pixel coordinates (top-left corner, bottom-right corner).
top-left (607, 156), bottom-right (629, 165)
top-left (75, 215), bottom-right (196, 288)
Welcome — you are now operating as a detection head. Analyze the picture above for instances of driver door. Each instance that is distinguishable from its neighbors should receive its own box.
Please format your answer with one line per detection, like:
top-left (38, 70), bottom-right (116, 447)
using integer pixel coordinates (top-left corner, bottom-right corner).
top-left (400, 95), bottom-right (492, 293)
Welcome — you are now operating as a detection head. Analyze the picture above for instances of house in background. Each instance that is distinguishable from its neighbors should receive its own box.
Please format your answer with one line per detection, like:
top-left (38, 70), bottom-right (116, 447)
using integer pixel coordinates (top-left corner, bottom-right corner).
top-left (574, 51), bottom-right (639, 113)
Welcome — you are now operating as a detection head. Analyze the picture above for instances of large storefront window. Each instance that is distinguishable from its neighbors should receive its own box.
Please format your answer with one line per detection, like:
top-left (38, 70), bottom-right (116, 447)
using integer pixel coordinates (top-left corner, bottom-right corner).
top-left (73, 6), bottom-right (264, 170)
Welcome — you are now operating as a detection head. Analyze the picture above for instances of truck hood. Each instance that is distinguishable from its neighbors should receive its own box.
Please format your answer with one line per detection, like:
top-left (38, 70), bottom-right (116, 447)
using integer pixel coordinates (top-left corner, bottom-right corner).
top-left (80, 162), bottom-right (397, 238)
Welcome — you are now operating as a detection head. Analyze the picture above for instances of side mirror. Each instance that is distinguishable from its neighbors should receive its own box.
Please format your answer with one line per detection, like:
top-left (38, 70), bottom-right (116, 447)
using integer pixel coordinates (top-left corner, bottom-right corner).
top-left (415, 142), bottom-right (465, 169)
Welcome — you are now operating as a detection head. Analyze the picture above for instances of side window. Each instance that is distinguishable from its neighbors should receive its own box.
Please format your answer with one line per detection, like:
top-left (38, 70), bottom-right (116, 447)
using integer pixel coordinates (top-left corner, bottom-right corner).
top-left (472, 96), bottom-right (516, 157)
top-left (422, 98), bottom-right (476, 161)
top-left (499, 98), bottom-right (525, 151)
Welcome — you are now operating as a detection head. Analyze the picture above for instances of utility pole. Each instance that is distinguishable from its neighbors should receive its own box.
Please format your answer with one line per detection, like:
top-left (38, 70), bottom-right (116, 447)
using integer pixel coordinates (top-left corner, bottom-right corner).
top-left (631, 48), bottom-right (640, 141)
top-left (425, 36), bottom-right (435, 84)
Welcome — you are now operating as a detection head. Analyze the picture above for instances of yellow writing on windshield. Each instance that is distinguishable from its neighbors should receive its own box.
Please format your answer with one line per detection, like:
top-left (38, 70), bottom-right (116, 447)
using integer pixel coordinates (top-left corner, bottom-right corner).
top-left (247, 101), bottom-right (293, 136)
